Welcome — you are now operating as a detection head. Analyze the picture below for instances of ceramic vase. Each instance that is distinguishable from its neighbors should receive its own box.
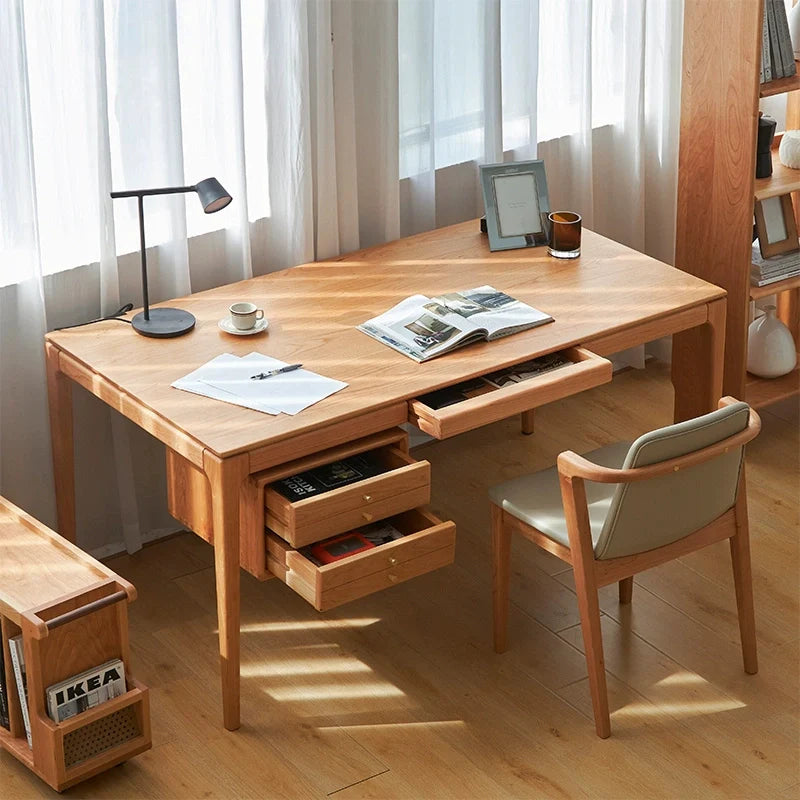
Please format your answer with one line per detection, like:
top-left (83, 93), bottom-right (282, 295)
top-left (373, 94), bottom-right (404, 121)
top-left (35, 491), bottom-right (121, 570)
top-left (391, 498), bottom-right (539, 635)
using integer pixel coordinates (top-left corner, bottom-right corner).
top-left (747, 305), bottom-right (797, 378)
top-left (791, 0), bottom-right (800, 60)
top-left (779, 130), bottom-right (800, 169)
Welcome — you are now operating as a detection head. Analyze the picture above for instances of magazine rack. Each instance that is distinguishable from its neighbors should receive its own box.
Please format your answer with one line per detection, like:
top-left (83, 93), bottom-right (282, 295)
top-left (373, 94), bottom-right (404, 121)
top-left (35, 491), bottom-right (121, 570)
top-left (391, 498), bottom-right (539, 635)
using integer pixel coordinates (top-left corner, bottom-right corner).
top-left (0, 497), bottom-right (151, 791)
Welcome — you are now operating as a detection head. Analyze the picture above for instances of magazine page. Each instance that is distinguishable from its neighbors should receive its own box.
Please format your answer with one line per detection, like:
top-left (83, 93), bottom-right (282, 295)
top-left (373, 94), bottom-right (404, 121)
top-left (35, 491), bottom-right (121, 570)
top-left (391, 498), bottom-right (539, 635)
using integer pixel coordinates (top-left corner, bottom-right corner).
top-left (358, 294), bottom-right (483, 362)
top-left (430, 285), bottom-right (552, 340)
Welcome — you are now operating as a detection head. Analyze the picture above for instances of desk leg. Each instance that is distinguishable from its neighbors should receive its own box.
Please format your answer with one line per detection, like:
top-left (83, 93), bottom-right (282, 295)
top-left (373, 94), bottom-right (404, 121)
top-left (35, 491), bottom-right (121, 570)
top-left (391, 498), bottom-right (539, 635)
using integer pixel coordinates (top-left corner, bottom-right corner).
top-left (45, 343), bottom-right (76, 542)
top-left (204, 452), bottom-right (249, 731)
top-left (672, 298), bottom-right (726, 422)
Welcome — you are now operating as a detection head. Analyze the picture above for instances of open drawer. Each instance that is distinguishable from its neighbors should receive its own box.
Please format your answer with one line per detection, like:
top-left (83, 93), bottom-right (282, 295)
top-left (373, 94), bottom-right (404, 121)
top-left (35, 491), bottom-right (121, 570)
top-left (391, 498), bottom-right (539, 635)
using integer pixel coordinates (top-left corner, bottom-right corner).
top-left (266, 508), bottom-right (456, 611)
top-left (408, 346), bottom-right (612, 439)
top-left (265, 442), bottom-right (431, 548)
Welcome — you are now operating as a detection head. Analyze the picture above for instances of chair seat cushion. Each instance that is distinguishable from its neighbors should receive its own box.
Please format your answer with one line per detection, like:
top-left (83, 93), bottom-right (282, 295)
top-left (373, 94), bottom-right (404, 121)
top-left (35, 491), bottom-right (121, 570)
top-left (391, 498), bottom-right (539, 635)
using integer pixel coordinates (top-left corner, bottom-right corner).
top-left (488, 441), bottom-right (630, 551)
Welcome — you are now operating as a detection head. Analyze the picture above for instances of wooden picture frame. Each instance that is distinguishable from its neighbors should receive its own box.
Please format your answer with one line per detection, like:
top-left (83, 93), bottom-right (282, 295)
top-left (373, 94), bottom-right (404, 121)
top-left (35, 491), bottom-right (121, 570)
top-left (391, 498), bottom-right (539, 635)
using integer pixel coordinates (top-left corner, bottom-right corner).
top-left (755, 194), bottom-right (799, 258)
top-left (479, 160), bottom-right (551, 251)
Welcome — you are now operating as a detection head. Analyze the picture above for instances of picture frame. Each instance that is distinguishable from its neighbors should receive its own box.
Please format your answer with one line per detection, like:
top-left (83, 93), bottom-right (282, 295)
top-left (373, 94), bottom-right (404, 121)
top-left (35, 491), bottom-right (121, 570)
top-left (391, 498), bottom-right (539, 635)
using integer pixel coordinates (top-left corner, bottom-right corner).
top-left (479, 160), bottom-right (551, 252)
top-left (754, 194), bottom-right (800, 258)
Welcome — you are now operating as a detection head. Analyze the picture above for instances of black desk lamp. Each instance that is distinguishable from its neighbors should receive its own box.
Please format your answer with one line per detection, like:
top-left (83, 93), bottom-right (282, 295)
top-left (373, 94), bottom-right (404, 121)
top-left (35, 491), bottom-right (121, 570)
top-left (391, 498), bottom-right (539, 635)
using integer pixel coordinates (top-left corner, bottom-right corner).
top-left (110, 177), bottom-right (232, 338)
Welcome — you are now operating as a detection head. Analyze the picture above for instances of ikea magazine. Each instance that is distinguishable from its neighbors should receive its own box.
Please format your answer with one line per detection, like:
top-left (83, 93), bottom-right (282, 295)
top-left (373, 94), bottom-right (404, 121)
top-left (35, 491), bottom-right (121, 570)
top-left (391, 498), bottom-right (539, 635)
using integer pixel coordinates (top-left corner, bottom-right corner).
top-left (358, 285), bottom-right (553, 362)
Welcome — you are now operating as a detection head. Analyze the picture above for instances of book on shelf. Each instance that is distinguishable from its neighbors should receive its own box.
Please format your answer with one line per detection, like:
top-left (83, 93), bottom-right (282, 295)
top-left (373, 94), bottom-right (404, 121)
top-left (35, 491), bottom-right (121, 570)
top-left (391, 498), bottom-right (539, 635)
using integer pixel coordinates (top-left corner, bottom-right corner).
top-left (751, 243), bottom-right (800, 286)
top-left (774, 0), bottom-right (797, 78)
top-left (358, 285), bottom-right (553, 363)
top-left (762, 2), bottom-right (772, 83)
top-left (768, 0), bottom-right (784, 79)
top-left (46, 659), bottom-right (126, 723)
top-left (0, 640), bottom-right (9, 730)
top-left (417, 352), bottom-right (573, 409)
top-left (271, 453), bottom-right (388, 501)
top-left (8, 635), bottom-right (32, 747)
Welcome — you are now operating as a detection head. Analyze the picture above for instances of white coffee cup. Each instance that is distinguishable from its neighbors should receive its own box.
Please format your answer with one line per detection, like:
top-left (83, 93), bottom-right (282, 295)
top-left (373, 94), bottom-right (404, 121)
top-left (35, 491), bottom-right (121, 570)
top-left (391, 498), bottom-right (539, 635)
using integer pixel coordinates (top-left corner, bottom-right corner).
top-left (229, 302), bottom-right (265, 331)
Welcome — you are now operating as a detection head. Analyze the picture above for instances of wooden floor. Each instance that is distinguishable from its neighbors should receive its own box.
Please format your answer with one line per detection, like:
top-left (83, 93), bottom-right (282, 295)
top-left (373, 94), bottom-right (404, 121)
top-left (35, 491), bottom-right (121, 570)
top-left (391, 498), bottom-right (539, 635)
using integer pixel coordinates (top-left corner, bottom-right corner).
top-left (3, 362), bottom-right (799, 799)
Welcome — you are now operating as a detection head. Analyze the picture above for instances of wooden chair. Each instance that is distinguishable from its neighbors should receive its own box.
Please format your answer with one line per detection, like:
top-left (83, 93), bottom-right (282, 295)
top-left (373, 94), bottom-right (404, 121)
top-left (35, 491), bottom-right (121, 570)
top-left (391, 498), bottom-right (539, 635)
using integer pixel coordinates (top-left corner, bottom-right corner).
top-left (490, 397), bottom-right (761, 738)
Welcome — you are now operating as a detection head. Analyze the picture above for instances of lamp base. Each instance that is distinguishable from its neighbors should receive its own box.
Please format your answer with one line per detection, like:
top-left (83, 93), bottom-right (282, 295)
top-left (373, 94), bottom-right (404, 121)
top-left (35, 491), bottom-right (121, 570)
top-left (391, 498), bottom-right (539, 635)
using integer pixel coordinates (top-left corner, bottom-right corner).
top-left (132, 308), bottom-right (196, 338)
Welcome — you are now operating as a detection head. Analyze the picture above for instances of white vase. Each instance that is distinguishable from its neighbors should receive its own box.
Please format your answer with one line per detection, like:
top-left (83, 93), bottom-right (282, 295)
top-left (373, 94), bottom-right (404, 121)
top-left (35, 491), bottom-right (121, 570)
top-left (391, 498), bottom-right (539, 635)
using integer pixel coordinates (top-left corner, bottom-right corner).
top-left (779, 130), bottom-right (800, 169)
top-left (747, 305), bottom-right (797, 379)
top-left (791, 1), bottom-right (800, 61)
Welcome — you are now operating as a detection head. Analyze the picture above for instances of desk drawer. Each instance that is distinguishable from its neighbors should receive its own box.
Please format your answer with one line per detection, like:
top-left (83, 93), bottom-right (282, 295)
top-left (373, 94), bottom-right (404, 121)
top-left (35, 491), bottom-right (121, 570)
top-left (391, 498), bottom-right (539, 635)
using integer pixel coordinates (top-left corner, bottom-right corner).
top-left (265, 444), bottom-right (430, 548)
top-left (266, 508), bottom-right (456, 611)
top-left (408, 347), bottom-right (612, 439)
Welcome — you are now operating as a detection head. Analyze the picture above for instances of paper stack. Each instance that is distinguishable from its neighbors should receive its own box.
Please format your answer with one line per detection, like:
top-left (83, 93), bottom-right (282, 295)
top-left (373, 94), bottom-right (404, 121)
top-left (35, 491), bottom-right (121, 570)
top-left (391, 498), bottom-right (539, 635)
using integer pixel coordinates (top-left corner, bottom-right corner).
top-left (172, 353), bottom-right (347, 415)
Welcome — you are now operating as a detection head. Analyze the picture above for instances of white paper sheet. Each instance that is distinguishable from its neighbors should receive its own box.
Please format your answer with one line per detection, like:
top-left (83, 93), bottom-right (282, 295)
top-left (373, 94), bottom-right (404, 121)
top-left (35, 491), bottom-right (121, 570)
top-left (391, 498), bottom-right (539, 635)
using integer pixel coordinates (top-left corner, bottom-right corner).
top-left (198, 353), bottom-right (348, 415)
top-left (171, 354), bottom-right (280, 414)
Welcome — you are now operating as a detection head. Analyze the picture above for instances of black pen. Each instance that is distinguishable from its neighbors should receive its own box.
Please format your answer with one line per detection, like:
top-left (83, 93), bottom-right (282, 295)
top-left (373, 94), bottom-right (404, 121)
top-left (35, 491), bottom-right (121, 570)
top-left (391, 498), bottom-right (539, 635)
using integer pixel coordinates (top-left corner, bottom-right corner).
top-left (250, 363), bottom-right (303, 381)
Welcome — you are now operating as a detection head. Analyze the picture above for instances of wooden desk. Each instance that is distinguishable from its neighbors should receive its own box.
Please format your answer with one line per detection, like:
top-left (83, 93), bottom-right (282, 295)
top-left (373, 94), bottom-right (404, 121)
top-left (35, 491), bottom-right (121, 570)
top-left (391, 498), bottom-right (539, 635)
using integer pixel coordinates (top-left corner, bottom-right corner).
top-left (45, 220), bottom-right (726, 731)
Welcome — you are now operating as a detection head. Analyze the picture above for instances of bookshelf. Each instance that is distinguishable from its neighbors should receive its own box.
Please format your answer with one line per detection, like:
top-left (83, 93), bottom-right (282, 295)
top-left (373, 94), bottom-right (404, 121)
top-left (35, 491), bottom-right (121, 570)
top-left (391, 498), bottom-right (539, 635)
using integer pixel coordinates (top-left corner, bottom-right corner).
top-left (0, 497), bottom-right (151, 792)
top-left (677, 0), bottom-right (800, 410)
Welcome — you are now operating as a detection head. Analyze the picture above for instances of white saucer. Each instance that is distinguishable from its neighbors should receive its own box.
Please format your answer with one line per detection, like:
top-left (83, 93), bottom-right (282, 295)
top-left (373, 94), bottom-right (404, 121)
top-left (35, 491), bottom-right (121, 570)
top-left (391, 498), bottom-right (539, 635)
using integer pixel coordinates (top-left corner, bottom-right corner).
top-left (218, 317), bottom-right (269, 336)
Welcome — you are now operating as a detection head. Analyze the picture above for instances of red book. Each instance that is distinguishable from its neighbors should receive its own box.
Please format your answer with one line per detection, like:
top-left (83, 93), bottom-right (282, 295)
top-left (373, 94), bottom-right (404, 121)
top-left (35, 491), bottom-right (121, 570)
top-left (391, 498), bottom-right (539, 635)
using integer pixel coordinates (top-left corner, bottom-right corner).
top-left (309, 532), bottom-right (374, 564)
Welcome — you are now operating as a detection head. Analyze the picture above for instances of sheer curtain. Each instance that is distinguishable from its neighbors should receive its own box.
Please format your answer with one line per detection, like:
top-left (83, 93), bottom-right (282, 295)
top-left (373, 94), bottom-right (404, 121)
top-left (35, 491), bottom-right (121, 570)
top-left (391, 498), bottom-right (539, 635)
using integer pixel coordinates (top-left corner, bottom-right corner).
top-left (0, 0), bottom-right (683, 556)
top-left (398, 0), bottom-right (540, 233)
top-left (0, 0), bottom-right (397, 554)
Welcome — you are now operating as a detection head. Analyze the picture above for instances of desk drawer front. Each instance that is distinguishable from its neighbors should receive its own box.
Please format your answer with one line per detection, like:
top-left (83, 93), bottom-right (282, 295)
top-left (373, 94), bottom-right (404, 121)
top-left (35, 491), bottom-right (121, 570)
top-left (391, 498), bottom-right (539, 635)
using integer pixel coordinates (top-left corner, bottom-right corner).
top-left (407, 347), bottom-right (612, 439)
top-left (266, 508), bottom-right (456, 611)
top-left (264, 444), bottom-right (431, 548)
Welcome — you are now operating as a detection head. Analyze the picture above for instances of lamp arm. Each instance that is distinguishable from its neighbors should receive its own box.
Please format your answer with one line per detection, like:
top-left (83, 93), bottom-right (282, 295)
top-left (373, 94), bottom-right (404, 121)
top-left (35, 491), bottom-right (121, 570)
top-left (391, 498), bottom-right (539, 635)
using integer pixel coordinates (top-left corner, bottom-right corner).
top-left (110, 185), bottom-right (196, 199)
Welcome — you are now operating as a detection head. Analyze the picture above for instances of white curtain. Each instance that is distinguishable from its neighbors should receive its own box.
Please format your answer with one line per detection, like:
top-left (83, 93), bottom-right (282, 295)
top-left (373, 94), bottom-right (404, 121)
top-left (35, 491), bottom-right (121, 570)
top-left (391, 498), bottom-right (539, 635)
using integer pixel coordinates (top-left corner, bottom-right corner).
top-left (537, 0), bottom-right (684, 279)
top-left (398, 0), bottom-right (540, 233)
top-left (0, 0), bottom-right (399, 555)
top-left (0, 0), bottom-right (683, 555)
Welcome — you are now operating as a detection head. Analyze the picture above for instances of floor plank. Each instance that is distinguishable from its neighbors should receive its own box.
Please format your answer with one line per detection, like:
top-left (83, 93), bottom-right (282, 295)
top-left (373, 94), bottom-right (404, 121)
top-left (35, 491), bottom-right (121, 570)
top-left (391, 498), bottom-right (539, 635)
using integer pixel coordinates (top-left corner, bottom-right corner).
top-left (2, 361), bottom-right (797, 798)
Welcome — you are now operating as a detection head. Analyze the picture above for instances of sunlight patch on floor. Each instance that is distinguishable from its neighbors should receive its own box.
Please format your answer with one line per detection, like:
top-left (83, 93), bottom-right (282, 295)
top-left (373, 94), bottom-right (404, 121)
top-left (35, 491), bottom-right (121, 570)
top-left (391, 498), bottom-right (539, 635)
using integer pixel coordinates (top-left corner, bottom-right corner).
top-left (317, 720), bottom-right (467, 732)
top-left (233, 617), bottom-right (382, 634)
top-left (241, 658), bottom-right (373, 678)
top-left (265, 683), bottom-right (406, 701)
top-left (614, 698), bottom-right (746, 719)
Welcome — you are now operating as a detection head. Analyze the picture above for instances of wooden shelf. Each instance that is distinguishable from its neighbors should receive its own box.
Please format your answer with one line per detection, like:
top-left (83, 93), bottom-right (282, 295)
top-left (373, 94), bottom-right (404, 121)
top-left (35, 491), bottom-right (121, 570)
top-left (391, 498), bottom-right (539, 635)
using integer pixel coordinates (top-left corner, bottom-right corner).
top-left (750, 274), bottom-right (800, 299)
top-left (745, 361), bottom-right (800, 408)
top-left (0, 726), bottom-right (34, 770)
top-left (759, 62), bottom-right (800, 98)
top-left (755, 153), bottom-right (800, 201)
top-left (0, 496), bottom-right (151, 792)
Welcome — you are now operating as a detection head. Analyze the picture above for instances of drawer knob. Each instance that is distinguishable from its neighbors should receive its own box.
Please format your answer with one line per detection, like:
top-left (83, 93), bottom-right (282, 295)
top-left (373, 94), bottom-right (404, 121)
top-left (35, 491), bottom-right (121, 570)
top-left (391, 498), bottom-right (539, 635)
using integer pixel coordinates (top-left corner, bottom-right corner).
top-left (362, 512), bottom-right (374, 522)
top-left (388, 556), bottom-right (398, 566)
top-left (363, 494), bottom-right (373, 502)
top-left (387, 573), bottom-right (398, 583)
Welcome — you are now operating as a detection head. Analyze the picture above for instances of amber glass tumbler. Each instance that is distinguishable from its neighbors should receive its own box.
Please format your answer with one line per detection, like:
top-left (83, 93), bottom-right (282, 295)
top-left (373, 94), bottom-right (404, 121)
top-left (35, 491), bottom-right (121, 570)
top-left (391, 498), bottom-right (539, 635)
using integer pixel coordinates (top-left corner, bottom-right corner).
top-left (548, 211), bottom-right (581, 259)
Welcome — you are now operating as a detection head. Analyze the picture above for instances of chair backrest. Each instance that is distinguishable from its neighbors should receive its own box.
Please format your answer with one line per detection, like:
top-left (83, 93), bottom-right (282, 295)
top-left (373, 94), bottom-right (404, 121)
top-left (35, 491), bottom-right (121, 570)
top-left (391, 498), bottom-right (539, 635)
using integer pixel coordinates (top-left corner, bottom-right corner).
top-left (593, 401), bottom-right (751, 560)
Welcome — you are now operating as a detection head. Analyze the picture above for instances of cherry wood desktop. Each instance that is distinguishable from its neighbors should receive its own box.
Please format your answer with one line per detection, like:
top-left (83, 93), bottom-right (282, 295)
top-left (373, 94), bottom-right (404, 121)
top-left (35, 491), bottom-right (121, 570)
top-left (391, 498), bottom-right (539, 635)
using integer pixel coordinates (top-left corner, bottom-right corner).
top-left (45, 220), bottom-right (726, 731)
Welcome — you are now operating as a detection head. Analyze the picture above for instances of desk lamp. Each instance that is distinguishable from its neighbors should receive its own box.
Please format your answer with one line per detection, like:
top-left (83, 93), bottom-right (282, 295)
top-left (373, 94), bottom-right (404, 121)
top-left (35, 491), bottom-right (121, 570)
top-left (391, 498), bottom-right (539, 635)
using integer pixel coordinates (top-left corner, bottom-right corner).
top-left (110, 178), bottom-right (232, 338)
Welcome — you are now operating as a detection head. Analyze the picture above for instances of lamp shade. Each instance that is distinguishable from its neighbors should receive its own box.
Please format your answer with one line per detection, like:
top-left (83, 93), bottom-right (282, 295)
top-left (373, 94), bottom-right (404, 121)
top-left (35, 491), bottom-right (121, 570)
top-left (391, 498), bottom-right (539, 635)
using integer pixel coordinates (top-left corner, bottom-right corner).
top-left (195, 177), bottom-right (232, 213)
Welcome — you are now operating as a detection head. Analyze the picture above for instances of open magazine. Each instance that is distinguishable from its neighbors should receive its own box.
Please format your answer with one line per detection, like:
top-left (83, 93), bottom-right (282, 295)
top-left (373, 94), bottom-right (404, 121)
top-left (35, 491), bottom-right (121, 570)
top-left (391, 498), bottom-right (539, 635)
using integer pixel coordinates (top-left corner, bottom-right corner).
top-left (358, 285), bottom-right (553, 362)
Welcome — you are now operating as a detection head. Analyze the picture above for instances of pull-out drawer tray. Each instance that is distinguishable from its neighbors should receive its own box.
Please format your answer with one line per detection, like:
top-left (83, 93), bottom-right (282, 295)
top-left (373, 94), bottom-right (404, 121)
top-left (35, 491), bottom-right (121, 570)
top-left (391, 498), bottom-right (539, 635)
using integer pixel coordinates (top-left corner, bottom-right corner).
top-left (266, 508), bottom-right (456, 611)
top-left (408, 347), bottom-right (612, 440)
top-left (265, 443), bottom-right (430, 548)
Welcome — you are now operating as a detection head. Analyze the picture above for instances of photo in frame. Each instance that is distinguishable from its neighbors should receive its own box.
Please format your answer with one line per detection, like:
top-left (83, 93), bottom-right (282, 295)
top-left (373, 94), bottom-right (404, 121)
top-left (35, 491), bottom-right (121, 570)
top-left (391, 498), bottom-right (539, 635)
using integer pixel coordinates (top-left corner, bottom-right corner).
top-left (479, 160), bottom-right (551, 251)
top-left (755, 194), bottom-right (800, 258)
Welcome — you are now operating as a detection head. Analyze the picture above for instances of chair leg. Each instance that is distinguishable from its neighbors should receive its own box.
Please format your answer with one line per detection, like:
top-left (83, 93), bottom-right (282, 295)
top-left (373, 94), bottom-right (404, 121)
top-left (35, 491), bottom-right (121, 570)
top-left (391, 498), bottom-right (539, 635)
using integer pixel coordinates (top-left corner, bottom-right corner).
top-left (619, 576), bottom-right (633, 604)
top-left (731, 485), bottom-right (758, 674)
top-left (574, 567), bottom-right (611, 738)
top-left (491, 504), bottom-right (512, 653)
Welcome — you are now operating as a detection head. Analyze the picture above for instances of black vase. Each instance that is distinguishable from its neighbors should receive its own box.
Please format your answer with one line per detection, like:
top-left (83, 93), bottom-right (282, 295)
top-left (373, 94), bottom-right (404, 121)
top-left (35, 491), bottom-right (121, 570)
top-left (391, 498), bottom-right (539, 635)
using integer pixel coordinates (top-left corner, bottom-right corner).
top-left (756, 115), bottom-right (777, 179)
